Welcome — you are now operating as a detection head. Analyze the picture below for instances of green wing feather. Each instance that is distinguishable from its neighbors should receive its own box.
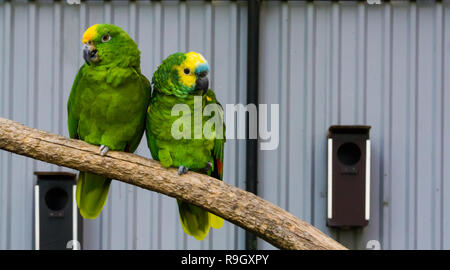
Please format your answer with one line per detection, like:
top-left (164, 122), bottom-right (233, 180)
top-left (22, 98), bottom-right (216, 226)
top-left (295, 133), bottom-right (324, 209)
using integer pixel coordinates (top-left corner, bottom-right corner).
top-left (127, 74), bottom-right (152, 152)
top-left (67, 65), bottom-right (85, 139)
top-left (207, 89), bottom-right (225, 229)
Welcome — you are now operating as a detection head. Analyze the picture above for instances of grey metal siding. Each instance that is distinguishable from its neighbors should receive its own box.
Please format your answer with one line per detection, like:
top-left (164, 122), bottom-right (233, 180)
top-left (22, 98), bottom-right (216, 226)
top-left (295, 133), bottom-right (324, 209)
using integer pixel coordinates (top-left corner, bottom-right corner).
top-left (0, 0), bottom-right (247, 250)
top-left (1, 0), bottom-right (449, 250)
top-left (259, 1), bottom-right (450, 250)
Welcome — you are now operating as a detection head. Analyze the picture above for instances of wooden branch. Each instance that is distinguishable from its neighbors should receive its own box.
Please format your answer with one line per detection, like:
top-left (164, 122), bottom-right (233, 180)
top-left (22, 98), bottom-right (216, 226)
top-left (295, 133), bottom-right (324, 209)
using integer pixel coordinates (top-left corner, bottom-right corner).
top-left (0, 117), bottom-right (346, 250)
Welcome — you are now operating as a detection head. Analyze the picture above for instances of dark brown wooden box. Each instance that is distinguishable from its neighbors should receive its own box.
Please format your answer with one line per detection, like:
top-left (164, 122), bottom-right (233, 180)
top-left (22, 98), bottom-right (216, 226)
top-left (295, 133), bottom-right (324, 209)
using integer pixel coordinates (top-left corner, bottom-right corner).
top-left (327, 126), bottom-right (371, 228)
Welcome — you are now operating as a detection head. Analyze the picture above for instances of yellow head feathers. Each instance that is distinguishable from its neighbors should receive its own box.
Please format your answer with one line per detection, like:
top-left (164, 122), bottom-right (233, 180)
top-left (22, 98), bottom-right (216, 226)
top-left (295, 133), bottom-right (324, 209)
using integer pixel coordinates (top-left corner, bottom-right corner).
top-left (82, 24), bottom-right (98, 44)
top-left (184, 52), bottom-right (207, 67)
top-left (176, 52), bottom-right (208, 88)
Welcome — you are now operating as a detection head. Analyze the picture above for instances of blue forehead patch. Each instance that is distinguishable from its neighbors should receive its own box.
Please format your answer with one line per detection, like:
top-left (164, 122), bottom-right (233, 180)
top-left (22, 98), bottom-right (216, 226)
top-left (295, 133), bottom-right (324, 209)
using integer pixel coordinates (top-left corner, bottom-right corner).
top-left (195, 63), bottom-right (210, 74)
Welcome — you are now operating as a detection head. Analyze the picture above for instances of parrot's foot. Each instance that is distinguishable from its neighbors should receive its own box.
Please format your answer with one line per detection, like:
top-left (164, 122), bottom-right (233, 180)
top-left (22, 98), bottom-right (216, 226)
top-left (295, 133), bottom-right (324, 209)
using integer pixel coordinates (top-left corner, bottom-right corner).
top-left (178, 166), bottom-right (189, 175)
top-left (200, 162), bottom-right (213, 174)
top-left (99, 145), bottom-right (109, 156)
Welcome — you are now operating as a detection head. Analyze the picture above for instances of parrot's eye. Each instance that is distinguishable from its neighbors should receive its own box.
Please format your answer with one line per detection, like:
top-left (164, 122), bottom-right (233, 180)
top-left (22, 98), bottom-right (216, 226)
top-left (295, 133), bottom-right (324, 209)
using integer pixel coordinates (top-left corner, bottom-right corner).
top-left (102, 34), bottom-right (111, 43)
top-left (184, 68), bottom-right (190, 75)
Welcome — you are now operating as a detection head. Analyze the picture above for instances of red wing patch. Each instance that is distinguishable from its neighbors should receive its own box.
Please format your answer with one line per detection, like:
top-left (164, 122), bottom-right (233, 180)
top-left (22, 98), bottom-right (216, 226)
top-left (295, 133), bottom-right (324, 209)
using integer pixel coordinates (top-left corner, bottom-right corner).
top-left (216, 159), bottom-right (223, 177)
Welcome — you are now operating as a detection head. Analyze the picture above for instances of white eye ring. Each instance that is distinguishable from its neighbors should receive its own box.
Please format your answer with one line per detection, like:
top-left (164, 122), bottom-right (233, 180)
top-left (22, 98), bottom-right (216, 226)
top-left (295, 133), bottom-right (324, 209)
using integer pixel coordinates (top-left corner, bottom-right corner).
top-left (183, 68), bottom-right (190, 75)
top-left (102, 34), bottom-right (111, 43)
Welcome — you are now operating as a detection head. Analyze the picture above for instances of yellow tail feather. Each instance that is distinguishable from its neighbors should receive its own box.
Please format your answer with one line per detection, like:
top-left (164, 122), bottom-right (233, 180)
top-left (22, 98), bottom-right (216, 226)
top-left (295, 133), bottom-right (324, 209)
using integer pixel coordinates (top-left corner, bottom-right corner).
top-left (177, 200), bottom-right (224, 241)
top-left (209, 213), bottom-right (224, 229)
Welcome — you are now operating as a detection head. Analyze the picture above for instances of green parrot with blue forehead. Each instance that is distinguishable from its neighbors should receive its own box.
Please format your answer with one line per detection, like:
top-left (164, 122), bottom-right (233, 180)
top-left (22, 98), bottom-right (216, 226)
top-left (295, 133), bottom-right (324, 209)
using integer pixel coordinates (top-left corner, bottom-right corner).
top-left (146, 52), bottom-right (225, 240)
top-left (67, 24), bottom-right (151, 219)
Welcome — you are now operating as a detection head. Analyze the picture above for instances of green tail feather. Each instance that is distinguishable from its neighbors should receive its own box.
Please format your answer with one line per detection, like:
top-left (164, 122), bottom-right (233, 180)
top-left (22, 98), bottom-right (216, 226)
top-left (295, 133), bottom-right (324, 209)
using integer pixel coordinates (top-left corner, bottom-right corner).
top-left (177, 200), bottom-right (224, 241)
top-left (76, 172), bottom-right (112, 219)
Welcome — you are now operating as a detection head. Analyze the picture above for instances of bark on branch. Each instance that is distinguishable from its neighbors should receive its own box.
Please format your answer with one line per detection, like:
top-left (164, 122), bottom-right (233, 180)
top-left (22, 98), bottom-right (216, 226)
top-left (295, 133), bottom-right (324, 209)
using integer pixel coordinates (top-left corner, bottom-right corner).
top-left (0, 117), bottom-right (346, 250)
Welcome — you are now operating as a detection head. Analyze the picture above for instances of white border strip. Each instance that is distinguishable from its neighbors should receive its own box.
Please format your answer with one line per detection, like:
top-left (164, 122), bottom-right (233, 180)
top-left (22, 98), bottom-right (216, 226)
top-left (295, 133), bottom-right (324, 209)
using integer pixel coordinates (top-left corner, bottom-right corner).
top-left (34, 185), bottom-right (40, 250)
top-left (72, 185), bottom-right (78, 250)
top-left (365, 140), bottom-right (371, 220)
top-left (327, 138), bottom-right (333, 219)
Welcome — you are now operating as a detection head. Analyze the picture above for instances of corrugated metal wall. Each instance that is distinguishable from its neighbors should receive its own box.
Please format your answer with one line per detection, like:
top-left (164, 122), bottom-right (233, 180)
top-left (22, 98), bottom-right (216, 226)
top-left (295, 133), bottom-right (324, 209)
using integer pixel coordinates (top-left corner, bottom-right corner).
top-left (0, 0), bottom-right (247, 250)
top-left (1, 0), bottom-right (449, 250)
top-left (259, 0), bottom-right (450, 250)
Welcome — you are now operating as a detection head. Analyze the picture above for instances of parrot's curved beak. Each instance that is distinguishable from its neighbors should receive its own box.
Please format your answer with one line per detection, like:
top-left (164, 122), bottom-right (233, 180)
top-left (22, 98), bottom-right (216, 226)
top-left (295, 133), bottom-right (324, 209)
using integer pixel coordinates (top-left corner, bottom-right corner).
top-left (83, 43), bottom-right (98, 65)
top-left (195, 71), bottom-right (209, 95)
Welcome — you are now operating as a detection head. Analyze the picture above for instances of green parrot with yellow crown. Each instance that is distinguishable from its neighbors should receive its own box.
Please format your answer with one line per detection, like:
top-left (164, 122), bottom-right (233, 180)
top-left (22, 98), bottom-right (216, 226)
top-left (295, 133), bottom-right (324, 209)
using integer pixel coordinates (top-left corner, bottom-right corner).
top-left (67, 24), bottom-right (151, 219)
top-left (146, 52), bottom-right (225, 240)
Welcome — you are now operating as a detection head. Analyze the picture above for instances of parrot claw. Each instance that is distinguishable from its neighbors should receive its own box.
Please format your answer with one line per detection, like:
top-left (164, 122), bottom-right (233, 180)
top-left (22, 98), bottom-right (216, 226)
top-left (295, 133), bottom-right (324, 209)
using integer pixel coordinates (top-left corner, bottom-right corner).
top-left (99, 145), bottom-right (109, 156)
top-left (178, 166), bottom-right (189, 175)
top-left (201, 162), bottom-right (213, 174)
